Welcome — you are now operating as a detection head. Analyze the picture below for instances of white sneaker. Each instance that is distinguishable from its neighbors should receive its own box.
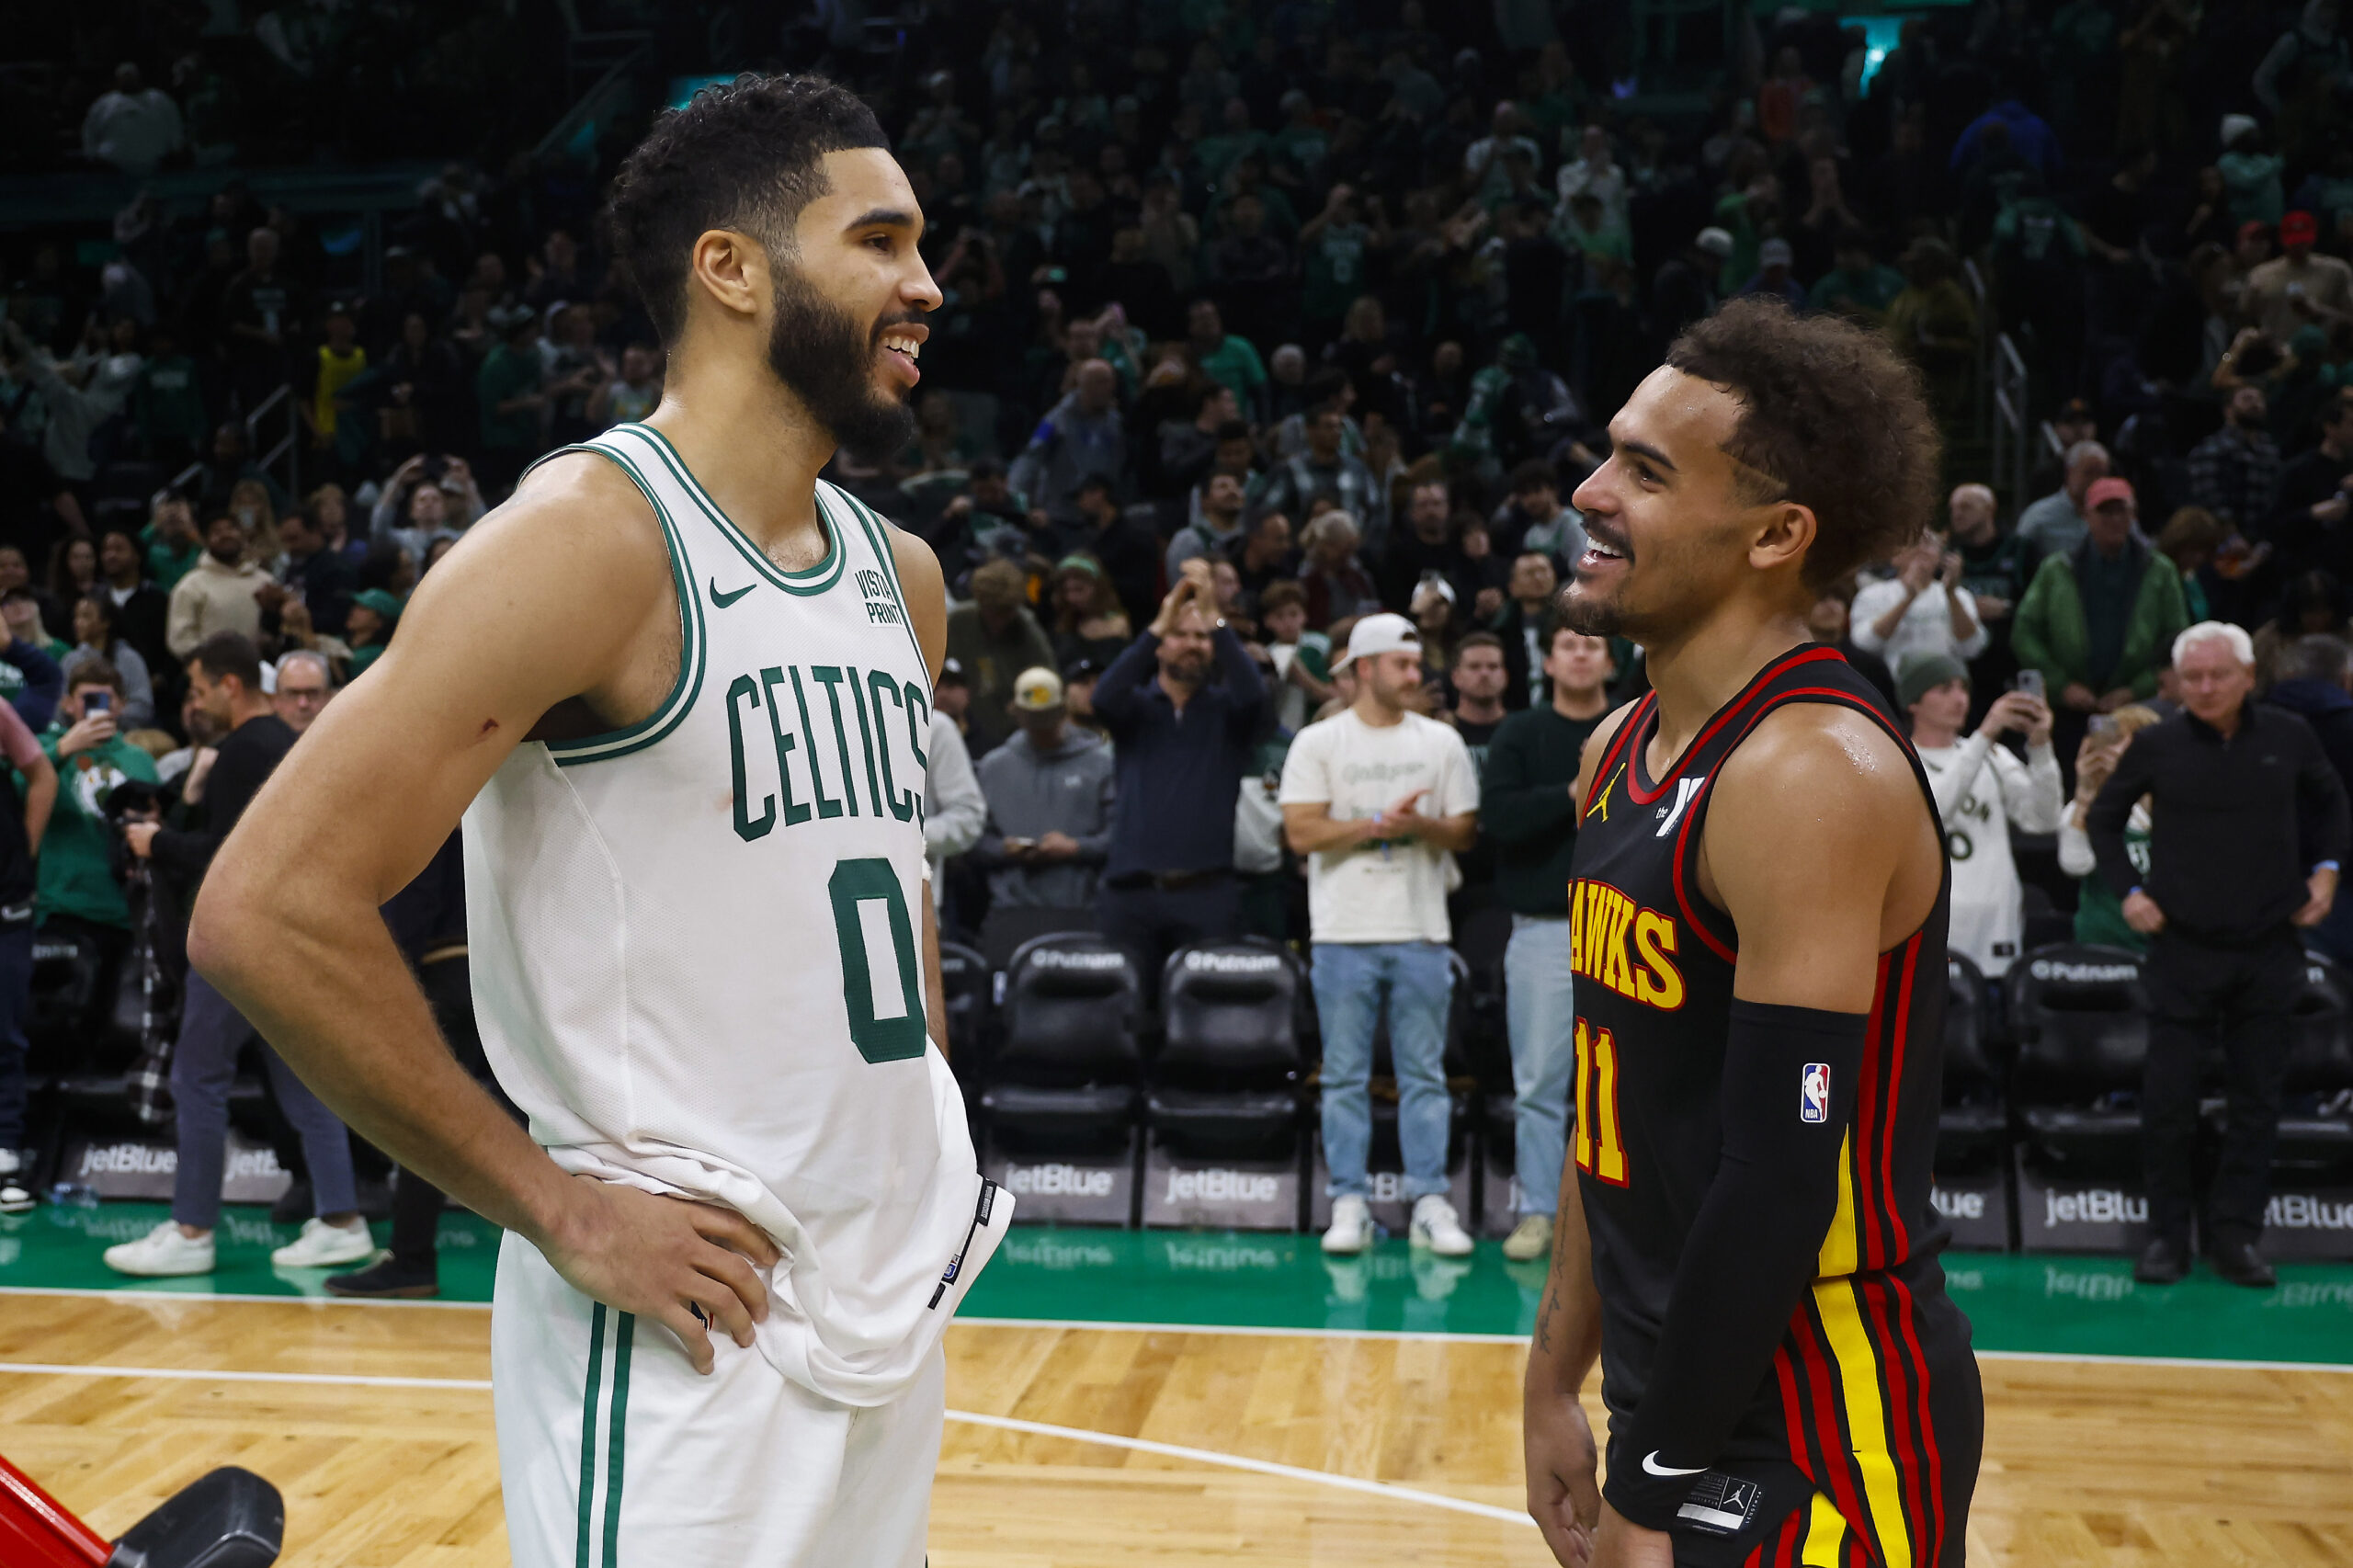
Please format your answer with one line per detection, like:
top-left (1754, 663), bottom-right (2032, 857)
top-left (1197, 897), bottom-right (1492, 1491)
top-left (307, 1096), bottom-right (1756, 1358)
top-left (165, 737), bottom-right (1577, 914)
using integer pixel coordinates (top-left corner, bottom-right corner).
top-left (0, 1150), bottom-right (28, 1215)
top-left (271, 1217), bottom-right (376, 1269)
top-left (104, 1220), bottom-right (215, 1277)
top-left (1501, 1213), bottom-right (1554, 1263)
top-left (1321, 1194), bottom-right (1374, 1255)
top-left (1410, 1194), bottom-right (1474, 1257)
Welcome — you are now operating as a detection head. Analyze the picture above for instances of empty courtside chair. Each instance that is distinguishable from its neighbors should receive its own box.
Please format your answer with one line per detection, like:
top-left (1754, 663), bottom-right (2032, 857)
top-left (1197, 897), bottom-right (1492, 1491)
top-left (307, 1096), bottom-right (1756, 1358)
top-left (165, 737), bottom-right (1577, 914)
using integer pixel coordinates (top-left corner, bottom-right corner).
top-left (935, 937), bottom-right (992, 1073)
top-left (978, 933), bottom-right (1143, 1152)
top-left (2226, 953), bottom-right (2353, 1177)
top-left (2006, 944), bottom-right (2151, 1178)
top-left (1147, 938), bottom-right (1308, 1158)
top-left (1938, 952), bottom-right (2007, 1170)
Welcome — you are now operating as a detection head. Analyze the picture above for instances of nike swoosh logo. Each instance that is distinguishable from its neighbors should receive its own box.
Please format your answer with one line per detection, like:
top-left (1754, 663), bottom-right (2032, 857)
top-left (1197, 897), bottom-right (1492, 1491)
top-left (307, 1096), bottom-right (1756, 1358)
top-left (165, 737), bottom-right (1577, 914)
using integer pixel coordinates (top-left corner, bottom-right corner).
top-left (710, 577), bottom-right (756, 608)
top-left (1642, 1451), bottom-right (1707, 1477)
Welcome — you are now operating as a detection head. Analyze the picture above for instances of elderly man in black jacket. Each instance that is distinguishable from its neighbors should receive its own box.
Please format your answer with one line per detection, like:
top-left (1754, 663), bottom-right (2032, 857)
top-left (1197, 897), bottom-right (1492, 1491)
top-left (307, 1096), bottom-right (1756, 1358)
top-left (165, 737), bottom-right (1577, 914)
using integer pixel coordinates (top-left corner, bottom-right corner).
top-left (2090, 621), bottom-right (2351, 1289)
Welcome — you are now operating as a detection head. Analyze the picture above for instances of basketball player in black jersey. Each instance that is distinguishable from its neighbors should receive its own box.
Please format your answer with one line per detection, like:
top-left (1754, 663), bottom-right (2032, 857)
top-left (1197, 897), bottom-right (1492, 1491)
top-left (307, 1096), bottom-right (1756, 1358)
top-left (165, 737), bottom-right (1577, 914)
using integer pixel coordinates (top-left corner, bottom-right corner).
top-left (1522, 298), bottom-right (1983, 1568)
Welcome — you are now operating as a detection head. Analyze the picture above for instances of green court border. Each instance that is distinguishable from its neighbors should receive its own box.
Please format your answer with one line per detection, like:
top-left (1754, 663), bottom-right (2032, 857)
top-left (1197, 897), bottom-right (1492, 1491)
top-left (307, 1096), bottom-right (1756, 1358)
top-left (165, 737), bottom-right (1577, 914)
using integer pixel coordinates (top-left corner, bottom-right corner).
top-left (5, 1206), bottom-right (2347, 1369)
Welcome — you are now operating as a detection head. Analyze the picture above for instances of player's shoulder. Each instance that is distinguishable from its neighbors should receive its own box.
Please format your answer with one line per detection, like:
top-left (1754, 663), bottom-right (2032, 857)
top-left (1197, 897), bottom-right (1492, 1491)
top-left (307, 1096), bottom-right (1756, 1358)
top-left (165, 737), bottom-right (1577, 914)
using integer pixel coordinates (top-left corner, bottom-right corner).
top-left (1719, 699), bottom-right (1923, 827)
top-left (407, 449), bottom-right (671, 626)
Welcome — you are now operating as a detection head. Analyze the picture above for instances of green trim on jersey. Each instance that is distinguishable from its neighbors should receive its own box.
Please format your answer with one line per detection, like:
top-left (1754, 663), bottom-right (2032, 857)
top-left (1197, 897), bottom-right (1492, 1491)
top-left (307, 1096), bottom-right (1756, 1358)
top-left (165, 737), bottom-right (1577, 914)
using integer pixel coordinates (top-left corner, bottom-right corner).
top-left (632, 424), bottom-right (848, 597)
top-left (542, 436), bottom-right (710, 767)
top-left (837, 488), bottom-right (933, 705)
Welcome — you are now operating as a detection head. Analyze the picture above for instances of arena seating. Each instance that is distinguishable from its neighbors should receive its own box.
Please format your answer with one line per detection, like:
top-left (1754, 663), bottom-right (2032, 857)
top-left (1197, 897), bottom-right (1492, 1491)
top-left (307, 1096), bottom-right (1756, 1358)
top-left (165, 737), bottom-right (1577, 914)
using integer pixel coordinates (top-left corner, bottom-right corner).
top-left (1146, 938), bottom-right (1308, 1161)
top-left (2007, 944), bottom-right (2154, 1180)
top-left (2234, 954), bottom-right (2353, 1177)
top-left (1938, 952), bottom-right (2007, 1173)
top-left (975, 933), bottom-right (1142, 1157)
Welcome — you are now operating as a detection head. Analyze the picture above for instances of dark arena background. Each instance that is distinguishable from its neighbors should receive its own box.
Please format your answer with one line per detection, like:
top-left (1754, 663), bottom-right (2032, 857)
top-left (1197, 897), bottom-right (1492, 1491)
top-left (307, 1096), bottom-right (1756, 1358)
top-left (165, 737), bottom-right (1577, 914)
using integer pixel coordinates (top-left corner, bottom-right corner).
top-left (0, 2), bottom-right (2349, 1564)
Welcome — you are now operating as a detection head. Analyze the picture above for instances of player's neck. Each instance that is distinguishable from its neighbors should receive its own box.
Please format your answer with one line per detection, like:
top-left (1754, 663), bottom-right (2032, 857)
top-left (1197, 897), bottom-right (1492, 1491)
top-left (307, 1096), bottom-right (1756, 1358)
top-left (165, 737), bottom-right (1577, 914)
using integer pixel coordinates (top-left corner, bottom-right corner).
top-left (1642, 608), bottom-right (1813, 762)
top-left (642, 361), bottom-right (840, 559)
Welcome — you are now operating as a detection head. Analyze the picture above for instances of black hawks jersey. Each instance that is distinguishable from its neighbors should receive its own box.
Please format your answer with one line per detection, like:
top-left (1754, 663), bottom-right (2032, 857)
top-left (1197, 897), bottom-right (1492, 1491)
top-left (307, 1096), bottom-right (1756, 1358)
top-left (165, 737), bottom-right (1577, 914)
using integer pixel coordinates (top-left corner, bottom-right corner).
top-left (1569, 643), bottom-right (1980, 1567)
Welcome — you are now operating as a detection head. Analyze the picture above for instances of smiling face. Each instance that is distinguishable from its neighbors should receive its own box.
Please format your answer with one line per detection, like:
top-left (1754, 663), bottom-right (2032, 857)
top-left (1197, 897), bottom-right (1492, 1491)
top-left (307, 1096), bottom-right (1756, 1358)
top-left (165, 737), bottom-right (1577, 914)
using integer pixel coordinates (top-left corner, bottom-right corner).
top-left (752, 148), bottom-right (943, 458)
top-left (1563, 366), bottom-right (1790, 641)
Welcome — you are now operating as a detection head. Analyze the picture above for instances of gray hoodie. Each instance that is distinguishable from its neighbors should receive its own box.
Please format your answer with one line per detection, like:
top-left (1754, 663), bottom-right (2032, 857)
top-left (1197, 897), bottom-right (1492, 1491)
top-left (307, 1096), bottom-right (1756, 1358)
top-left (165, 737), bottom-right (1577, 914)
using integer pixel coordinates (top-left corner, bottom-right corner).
top-left (972, 724), bottom-right (1117, 909)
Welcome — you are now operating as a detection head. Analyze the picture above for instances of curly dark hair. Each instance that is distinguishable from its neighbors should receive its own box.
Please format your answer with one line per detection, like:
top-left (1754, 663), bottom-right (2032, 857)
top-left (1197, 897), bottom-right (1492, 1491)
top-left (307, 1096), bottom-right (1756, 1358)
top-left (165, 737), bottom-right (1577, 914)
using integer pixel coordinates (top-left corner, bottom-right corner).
top-left (603, 74), bottom-right (888, 346)
top-left (1665, 298), bottom-right (1942, 590)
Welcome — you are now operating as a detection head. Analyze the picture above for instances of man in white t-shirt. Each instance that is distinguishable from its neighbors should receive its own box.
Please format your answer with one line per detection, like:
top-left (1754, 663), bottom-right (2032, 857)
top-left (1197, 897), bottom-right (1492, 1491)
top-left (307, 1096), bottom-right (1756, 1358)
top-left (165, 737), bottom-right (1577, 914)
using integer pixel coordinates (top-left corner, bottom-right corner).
top-left (1899, 652), bottom-right (2063, 977)
top-left (1279, 613), bottom-right (1481, 1257)
top-left (1851, 528), bottom-right (1988, 671)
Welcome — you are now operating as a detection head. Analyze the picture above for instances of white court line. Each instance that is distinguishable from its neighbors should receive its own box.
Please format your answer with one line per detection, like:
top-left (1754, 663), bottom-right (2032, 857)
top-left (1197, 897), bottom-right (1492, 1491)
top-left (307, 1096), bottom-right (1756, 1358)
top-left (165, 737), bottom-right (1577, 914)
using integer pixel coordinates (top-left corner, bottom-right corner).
top-left (0, 1359), bottom-right (1532, 1527)
top-left (3, 1288), bottom-right (2349, 1373)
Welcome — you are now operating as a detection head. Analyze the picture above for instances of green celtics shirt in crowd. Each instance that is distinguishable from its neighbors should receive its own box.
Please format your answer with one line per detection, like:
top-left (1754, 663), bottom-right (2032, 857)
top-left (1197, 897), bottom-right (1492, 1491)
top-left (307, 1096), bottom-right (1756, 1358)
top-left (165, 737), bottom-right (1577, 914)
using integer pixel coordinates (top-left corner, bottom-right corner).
top-left (140, 523), bottom-right (203, 591)
top-left (31, 722), bottom-right (159, 928)
top-left (2074, 809), bottom-right (2153, 952)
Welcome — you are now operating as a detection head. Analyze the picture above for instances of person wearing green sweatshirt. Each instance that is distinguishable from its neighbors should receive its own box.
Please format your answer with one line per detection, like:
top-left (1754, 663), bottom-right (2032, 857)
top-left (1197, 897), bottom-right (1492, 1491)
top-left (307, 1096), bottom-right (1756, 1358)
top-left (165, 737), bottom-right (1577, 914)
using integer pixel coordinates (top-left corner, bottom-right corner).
top-left (1476, 624), bottom-right (1612, 1263)
top-left (31, 658), bottom-right (159, 1024)
top-left (2010, 475), bottom-right (2188, 769)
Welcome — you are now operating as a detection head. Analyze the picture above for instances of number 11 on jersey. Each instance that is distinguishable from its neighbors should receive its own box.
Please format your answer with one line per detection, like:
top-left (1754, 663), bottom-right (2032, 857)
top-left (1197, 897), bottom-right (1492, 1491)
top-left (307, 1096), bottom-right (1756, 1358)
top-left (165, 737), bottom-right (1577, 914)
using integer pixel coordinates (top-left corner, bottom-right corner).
top-left (1572, 1017), bottom-right (1628, 1186)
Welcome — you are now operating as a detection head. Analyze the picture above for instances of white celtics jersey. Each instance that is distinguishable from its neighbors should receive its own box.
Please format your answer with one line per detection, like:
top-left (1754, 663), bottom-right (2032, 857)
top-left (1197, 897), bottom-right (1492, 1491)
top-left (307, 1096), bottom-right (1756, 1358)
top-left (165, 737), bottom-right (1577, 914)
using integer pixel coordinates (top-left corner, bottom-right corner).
top-left (464, 423), bottom-right (1006, 1406)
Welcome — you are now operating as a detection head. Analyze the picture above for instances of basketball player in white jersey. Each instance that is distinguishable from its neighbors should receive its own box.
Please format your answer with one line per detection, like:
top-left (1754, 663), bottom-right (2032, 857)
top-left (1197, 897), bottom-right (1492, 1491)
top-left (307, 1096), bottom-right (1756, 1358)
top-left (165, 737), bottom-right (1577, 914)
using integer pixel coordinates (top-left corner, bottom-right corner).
top-left (187, 74), bottom-right (1008, 1566)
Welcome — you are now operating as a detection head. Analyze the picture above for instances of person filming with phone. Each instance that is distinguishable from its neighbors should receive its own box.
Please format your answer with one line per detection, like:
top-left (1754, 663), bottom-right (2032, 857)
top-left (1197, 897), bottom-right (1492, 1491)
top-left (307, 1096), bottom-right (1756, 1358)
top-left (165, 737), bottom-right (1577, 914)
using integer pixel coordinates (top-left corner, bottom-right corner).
top-left (1896, 653), bottom-right (2063, 982)
top-left (2013, 475), bottom-right (2189, 777)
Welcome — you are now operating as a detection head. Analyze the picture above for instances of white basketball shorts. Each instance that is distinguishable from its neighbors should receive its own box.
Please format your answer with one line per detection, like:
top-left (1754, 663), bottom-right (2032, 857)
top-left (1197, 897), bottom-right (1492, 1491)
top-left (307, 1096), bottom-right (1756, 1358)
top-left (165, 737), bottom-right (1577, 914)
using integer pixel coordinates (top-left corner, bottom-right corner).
top-left (491, 1232), bottom-right (945, 1568)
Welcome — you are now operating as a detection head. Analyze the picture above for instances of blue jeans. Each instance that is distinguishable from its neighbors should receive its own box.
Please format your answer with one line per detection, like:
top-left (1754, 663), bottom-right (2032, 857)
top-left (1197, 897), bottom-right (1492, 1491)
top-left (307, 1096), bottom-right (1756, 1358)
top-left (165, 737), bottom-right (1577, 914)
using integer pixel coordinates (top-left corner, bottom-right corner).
top-left (1313, 941), bottom-right (1454, 1201)
top-left (170, 971), bottom-right (358, 1231)
top-left (1504, 915), bottom-right (1576, 1218)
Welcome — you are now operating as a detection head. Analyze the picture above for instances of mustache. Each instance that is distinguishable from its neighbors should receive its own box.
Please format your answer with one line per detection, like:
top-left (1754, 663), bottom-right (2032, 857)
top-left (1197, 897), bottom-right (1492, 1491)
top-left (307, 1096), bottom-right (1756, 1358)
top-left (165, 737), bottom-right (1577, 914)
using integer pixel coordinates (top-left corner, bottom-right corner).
top-left (1583, 519), bottom-right (1631, 558)
top-left (870, 311), bottom-right (927, 344)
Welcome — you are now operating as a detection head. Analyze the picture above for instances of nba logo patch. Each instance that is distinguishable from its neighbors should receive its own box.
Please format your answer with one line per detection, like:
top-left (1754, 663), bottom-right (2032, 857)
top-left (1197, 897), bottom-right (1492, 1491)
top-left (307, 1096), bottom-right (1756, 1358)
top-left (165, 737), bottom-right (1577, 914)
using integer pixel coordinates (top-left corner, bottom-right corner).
top-left (1800, 1062), bottom-right (1831, 1124)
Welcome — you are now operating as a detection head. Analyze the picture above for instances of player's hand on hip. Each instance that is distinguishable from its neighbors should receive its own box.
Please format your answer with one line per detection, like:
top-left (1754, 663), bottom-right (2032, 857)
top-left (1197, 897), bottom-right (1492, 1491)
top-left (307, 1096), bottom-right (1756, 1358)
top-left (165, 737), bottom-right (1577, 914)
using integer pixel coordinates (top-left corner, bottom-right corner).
top-left (1524, 1389), bottom-right (1600, 1565)
top-left (1588, 1502), bottom-right (1675, 1568)
top-left (545, 1176), bottom-right (780, 1375)
top-left (2120, 889), bottom-right (2165, 936)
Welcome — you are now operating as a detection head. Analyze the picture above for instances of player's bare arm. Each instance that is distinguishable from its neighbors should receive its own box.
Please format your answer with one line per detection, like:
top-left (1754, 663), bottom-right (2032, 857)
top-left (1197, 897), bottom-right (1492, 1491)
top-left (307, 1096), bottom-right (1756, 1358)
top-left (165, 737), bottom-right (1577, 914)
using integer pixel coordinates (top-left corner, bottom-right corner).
top-left (888, 520), bottom-right (954, 1057)
top-left (189, 449), bottom-right (780, 1374)
top-left (1578, 700), bottom-right (1940, 1567)
top-left (1524, 704), bottom-right (1637, 1568)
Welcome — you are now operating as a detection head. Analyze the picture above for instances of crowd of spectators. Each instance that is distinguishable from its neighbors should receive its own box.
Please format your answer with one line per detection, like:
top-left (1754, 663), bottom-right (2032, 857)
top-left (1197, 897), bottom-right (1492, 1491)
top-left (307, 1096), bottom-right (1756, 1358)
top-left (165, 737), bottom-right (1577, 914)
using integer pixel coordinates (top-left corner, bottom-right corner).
top-left (2, 0), bottom-right (2352, 1260)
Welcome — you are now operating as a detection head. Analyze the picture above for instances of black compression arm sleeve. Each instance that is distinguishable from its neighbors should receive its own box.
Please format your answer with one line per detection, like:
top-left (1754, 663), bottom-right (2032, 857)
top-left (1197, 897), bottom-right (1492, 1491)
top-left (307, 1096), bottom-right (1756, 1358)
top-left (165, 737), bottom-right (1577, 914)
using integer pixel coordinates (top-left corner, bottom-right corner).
top-left (1602, 999), bottom-right (1868, 1532)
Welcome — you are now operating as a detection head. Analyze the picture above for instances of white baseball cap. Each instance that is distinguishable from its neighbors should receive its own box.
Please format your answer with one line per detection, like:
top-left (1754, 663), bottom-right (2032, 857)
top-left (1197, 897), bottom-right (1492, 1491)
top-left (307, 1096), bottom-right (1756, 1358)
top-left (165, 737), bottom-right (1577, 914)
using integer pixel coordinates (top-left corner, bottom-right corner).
top-left (1332, 611), bottom-right (1423, 671)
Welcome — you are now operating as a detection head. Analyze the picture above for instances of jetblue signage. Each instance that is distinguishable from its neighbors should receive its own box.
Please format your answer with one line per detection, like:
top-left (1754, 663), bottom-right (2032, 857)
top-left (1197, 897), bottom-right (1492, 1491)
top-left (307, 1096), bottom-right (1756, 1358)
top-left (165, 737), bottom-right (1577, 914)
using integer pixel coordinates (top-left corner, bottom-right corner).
top-left (983, 1152), bottom-right (1134, 1226)
top-left (2260, 1186), bottom-right (2353, 1261)
top-left (2016, 1153), bottom-right (2152, 1254)
top-left (1142, 1143), bottom-right (1301, 1231)
top-left (62, 1132), bottom-right (294, 1205)
top-left (1310, 1137), bottom-right (1477, 1237)
top-left (1928, 1175), bottom-right (2009, 1251)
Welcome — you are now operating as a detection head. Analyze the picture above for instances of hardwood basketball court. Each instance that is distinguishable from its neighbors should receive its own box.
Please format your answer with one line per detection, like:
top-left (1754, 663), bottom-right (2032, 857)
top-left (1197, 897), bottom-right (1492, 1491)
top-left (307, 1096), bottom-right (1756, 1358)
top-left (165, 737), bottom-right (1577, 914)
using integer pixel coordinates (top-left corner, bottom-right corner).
top-left (1, 1211), bottom-right (2348, 1565)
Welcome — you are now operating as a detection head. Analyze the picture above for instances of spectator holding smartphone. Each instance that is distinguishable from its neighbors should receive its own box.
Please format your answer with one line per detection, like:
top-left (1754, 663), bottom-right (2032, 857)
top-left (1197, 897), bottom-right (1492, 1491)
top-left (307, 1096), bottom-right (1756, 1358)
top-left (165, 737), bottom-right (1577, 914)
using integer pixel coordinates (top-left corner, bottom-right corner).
top-left (1898, 653), bottom-right (2063, 977)
top-left (2057, 706), bottom-right (2165, 950)
top-left (34, 661), bottom-right (159, 1005)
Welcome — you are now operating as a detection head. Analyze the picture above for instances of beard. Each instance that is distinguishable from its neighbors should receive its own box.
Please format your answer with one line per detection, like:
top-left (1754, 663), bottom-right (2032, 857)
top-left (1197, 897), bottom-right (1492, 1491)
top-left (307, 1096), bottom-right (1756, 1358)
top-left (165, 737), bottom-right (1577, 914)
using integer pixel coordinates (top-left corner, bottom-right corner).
top-left (1557, 570), bottom-right (1630, 639)
top-left (767, 265), bottom-right (919, 460)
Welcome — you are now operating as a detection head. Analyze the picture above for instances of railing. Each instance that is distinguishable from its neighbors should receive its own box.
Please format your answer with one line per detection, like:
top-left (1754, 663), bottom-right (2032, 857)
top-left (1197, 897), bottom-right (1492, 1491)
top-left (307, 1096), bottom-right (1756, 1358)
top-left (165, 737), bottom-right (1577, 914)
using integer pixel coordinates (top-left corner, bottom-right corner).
top-left (1988, 334), bottom-right (2030, 508)
top-left (165, 381), bottom-right (300, 504)
top-left (1962, 258), bottom-right (1990, 444)
top-left (246, 383), bottom-right (300, 501)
